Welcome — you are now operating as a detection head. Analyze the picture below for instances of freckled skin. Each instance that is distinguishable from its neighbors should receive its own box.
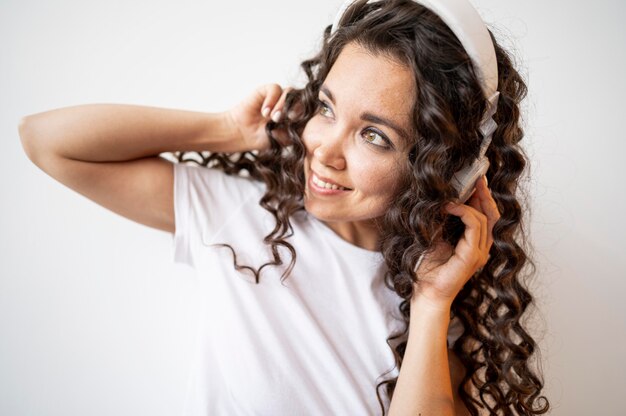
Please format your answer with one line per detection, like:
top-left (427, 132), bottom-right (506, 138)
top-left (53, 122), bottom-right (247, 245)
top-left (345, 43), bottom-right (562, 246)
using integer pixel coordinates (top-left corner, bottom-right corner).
top-left (302, 42), bottom-right (416, 250)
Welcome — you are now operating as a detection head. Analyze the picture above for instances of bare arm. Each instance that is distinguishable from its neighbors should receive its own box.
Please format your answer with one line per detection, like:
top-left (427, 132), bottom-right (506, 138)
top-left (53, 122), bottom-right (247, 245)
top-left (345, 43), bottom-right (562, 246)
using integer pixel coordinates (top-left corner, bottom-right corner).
top-left (388, 296), bottom-right (469, 416)
top-left (18, 104), bottom-right (241, 234)
top-left (19, 82), bottom-right (298, 163)
top-left (17, 86), bottom-right (295, 234)
top-left (386, 158), bottom-right (498, 415)
top-left (19, 103), bottom-right (241, 163)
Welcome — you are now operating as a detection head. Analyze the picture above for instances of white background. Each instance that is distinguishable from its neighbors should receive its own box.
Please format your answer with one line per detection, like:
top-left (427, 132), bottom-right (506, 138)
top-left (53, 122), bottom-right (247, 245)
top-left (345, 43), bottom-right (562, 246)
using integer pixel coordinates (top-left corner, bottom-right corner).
top-left (2, 0), bottom-right (625, 414)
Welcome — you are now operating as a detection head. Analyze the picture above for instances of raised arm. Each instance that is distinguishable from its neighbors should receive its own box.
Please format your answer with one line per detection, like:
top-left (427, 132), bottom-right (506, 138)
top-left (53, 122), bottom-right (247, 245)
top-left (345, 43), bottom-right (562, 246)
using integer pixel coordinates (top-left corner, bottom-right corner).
top-left (18, 103), bottom-right (241, 162)
top-left (388, 296), bottom-right (467, 416)
top-left (17, 104), bottom-right (241, 233)
top-left (17, 84), bottom-right (297, 233)
top-left (388, 175), bottom-right (499, 415)
top-left (388, 294), bottom-right (473, 416)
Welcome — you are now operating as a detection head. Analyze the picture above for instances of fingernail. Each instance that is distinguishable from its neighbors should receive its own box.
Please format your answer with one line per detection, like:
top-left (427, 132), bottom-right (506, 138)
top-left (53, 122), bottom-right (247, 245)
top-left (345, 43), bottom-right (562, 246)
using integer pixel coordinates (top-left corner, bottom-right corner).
top-left (271, 110), bottom-right (282, 122)
top-left (262, 107), bottom-right (270, 118)
top-left (483, 175), bottom-right (488, 186)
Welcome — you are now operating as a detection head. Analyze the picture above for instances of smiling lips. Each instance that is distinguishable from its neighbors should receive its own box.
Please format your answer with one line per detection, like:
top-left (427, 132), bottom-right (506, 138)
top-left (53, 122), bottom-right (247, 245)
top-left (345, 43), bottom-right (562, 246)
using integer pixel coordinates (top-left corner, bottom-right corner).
top-left (310, 170), bottom-right (352, 191)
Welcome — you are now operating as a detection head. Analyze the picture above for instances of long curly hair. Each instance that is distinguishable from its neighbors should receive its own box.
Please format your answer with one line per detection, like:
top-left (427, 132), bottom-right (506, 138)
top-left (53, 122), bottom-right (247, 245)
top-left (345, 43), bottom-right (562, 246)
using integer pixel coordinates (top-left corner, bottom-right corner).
top-left (171, 0), bottom-right (549, 414)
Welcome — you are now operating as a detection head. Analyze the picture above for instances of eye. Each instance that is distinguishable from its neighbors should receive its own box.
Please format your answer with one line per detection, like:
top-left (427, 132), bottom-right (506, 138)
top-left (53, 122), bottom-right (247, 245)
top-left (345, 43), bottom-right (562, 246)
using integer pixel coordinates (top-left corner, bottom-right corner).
top-left (317, 99), bottom-right (333, 117)
top-left (316, 98), bottom-right (393, 150)
top-left (362, 129), bottom-right (391, 149)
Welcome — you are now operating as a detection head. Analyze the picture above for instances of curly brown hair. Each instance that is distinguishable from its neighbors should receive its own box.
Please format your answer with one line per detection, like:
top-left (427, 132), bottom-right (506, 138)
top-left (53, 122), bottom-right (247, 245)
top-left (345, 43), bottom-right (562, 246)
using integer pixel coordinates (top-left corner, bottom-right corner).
top-left (171, 0), bottom-right (550, 414)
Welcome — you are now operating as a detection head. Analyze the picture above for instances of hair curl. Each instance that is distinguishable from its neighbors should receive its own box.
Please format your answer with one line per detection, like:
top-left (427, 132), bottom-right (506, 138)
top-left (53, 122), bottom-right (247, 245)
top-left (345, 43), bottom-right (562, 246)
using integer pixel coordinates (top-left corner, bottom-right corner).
top-left (171, 0), bottom-right (549, 414)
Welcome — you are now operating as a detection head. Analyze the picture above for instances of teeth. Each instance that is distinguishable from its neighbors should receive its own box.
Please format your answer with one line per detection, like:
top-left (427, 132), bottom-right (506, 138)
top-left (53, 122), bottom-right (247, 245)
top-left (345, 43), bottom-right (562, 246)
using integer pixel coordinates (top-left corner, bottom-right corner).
top-left (313, 174), bottom-right (347, 190)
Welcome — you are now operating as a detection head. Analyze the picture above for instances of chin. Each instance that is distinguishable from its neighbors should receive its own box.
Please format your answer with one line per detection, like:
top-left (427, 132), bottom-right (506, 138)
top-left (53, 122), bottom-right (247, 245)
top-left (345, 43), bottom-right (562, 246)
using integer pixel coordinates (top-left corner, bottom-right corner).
top-left (303, 199), bottom-right (340, 222)
top-left (303, 199), bottom-right (326, 218)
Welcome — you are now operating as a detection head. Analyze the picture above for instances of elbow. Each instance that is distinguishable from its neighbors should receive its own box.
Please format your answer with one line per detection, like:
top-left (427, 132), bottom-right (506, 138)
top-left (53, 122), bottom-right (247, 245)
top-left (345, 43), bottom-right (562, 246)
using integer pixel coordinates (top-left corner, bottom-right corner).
top-left (18, 115), bottom-right (33, 139)
top-left (18, 116), bottom-right (32, 156)
top-left (18, 115), bottom-right (41, 163)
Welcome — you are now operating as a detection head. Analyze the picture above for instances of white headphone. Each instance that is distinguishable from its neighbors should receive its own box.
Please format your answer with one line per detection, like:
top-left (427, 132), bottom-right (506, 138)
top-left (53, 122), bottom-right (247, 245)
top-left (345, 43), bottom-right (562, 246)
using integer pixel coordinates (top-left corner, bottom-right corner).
top-left (330, 0), bottom-right (500, 205)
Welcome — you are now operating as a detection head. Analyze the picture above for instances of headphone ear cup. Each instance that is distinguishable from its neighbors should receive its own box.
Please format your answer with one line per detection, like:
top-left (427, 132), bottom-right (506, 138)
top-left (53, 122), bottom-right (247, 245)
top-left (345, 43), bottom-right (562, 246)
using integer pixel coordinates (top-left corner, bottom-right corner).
top-left (451, 156), bottom-right (490, 204)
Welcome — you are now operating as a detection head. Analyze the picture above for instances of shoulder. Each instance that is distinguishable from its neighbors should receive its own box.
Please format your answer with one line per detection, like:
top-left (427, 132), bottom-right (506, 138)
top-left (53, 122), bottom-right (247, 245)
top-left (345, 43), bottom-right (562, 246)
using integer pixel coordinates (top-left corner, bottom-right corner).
top-left (175, 163), bottom-right (265, 202)
top-left (173, 163), bottom-right (268, 235)
top-left (176, 163), bottom-right (263, 186)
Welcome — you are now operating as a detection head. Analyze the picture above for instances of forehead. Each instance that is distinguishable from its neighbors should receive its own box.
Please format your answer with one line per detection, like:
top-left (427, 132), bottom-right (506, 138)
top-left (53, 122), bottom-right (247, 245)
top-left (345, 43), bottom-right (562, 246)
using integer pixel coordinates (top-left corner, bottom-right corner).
top-left (324, 43), bottom-right (415, 119)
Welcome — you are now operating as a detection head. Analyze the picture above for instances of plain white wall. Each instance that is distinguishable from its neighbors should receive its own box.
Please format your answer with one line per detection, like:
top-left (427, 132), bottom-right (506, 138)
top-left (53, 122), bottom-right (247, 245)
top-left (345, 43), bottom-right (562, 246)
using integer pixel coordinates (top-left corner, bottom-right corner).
top-left (2, 0), bottom-right (624, 414)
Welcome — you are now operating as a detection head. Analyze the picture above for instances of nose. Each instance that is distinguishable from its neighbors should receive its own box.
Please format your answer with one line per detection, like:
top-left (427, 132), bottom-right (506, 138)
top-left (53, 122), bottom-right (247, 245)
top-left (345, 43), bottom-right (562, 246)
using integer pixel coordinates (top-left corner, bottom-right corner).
top-left (313, 131), bottom-right (346, 171)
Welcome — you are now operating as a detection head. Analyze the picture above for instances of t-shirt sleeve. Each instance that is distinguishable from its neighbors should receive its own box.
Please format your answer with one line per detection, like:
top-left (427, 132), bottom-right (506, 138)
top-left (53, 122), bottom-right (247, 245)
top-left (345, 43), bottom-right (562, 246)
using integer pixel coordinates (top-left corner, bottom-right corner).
top-left (171, 162), bottom-right (264, 268)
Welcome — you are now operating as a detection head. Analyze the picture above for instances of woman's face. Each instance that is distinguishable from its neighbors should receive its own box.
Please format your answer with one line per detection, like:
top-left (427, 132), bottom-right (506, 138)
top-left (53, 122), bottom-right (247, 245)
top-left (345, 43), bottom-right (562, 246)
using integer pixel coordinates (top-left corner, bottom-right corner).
top-left (302, 42), bottom-right (416, 240)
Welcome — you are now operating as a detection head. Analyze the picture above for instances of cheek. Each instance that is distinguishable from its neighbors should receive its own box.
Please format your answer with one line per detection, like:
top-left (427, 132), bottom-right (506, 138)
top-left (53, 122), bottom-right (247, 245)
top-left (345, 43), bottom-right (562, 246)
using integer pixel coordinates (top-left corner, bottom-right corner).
top-left (352, 161), bottom-right (400, 195)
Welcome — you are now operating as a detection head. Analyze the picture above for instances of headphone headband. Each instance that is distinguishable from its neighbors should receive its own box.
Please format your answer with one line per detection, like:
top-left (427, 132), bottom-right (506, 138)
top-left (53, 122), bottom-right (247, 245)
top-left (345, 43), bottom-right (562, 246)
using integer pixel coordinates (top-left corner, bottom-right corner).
top-left (330, 0), bottom-right (500, 114)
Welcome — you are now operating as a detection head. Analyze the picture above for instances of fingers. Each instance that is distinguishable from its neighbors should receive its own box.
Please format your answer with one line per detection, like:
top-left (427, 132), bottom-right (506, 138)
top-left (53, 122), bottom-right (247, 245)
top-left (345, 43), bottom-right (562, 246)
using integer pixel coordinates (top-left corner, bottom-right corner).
top-left (260, 84), bottom-right (282, 118)
top-left (271, 86), bottom-right (294, 122)
top-left (286, 99), bottom-right (305, 121)
top-left (474, 175), bottom-right (501, 249)
top-left (260, 84), bottom-right (294, 123)
top-left (467, 189), bottom-right (487, 250)
top-left (445, 174), bottom-right (500, 270)
top-left (445, 202), bottom-right (486, 259)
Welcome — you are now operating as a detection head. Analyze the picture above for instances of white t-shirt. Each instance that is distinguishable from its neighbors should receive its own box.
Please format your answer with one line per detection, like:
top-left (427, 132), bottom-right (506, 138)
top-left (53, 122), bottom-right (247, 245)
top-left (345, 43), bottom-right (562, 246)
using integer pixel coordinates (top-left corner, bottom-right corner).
top-left (171, 162), bottom-right (464, 415)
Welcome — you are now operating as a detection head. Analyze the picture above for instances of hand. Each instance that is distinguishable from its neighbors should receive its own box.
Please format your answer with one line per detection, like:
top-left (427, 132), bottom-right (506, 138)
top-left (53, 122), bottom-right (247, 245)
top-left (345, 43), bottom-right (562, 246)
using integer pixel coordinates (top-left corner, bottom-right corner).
top-left (412, 175), bottom-right (501, 311)
top-left (226, 83), bottom-right (303, 152)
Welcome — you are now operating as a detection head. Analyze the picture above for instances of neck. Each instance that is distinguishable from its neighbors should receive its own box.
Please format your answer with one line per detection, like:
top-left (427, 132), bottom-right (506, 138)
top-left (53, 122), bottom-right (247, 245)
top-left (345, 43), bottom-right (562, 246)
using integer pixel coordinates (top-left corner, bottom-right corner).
top-left (322, 218), bottom-right (382, 251)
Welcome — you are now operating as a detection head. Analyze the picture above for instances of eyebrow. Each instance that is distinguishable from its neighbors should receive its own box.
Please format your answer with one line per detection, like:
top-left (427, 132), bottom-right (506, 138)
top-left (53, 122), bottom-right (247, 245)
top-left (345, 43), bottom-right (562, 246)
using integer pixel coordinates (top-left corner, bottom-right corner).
top-left (320, 84), bottom-right (411, 143)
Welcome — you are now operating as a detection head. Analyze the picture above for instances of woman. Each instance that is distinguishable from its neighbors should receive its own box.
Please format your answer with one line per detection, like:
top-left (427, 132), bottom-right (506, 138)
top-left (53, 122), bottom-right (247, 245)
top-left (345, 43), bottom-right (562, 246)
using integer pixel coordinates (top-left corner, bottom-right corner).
top-left (19, 0), bottom-right (550, 414)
